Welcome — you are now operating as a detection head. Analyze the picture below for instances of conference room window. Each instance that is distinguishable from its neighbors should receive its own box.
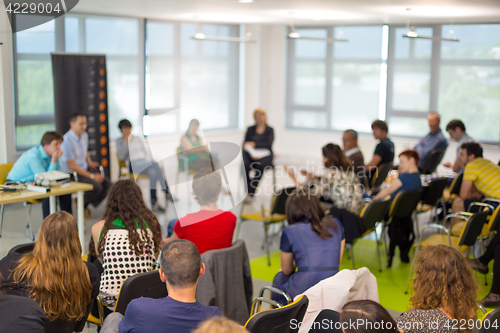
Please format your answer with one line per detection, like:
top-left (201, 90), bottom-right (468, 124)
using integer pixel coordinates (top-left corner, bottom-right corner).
top-left (286, 25), bottom-right (387, 132)
top-left (386, 23), bottom-right (500, 143)
top-left (14, 15), bottom-right (59, 150)
top-left (145, 20), bottom-right (240, 136)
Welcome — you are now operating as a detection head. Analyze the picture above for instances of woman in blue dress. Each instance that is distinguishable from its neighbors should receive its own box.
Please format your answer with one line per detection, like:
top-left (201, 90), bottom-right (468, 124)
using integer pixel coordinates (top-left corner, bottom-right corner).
top-left (272, 189), bottom-right (345, 305)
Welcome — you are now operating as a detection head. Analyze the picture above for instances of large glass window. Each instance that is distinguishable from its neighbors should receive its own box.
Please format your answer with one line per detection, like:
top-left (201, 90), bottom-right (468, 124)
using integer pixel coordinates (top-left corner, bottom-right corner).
top-left (286, 25), bottom-right (387, 132)
top-left (145, 21), bottom-right (240, 136)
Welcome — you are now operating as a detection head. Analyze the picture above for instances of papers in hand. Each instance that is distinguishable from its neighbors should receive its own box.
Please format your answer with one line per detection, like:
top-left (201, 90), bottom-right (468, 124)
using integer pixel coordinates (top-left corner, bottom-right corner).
top-left (244, 145), bottom-right (271, 160)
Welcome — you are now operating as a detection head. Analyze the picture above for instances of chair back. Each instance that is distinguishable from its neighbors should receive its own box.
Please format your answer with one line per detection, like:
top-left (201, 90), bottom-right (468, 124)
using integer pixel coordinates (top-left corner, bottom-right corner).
top-left (245, 295), bottom-right (309, 333)
top-left (7, 242), bottom-right (35, 255)
top-left (421, 149), bottom-right (446, 175)
top-left (360, 200), bottom-right (391, 231)
top-left (371, 163), bottom-right (394, 190)
top-left (421, 177), bottom-right (448, 206)
top-left (480, 308), bottom-right (500, 333)
top-left (486, 205), bottom-right (500, 234)
top-left (458, 210), bottom-right (490, 247)
top-left (0, 163), bottom-right (15, 185)
top-left (270, 187), bottom-right (296, 216)
top-left (114, 270), bottom-right (168, 315)
top-left (388, 189), bottom-right (424, 219)
top-left (450, 173), bottom-right (464, 196)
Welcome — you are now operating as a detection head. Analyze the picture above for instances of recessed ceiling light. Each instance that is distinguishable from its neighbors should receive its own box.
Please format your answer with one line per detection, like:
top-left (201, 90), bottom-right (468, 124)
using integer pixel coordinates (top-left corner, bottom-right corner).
top-left (238, 0), bottom-right (253, 3)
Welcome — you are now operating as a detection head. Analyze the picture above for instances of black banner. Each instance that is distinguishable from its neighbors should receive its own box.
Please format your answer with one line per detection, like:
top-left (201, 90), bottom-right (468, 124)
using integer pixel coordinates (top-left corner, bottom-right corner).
top-left (51, 54), bottom-right (110, 176)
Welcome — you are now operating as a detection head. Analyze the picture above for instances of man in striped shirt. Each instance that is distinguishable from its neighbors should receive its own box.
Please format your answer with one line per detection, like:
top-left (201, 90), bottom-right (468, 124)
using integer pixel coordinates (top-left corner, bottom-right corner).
top-left (452, 142), bottom-right (500, 218)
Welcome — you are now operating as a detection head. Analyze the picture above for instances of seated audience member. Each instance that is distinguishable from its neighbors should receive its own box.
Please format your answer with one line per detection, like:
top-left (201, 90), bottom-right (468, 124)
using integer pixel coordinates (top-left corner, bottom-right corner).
top-left (180, 119), bottom-right (214, 172)
top-left (60, 113), bottom-right (111, 217)
top-left (161, 168), bottom-right (236, 254)
top-left (372, 150), bottom-right (422, 266)
top-left (397, 245), bottom-right (478, 333)
top-left (452, 142), bottom-right (500, 218)
top-left (470, 232), bottom-right (500, 307)
top-left (414, 112), bottom-right (449, 172)
top-left (116, 119), bottom-right (173, 210)
top-left (0, 212), bottom-right (99, 333)
top-left (7, 131), bottom-right (71, 218)
top-left (194, 317), bottom-right (248, 333)
top-left (0, 273), bottom-right (46, 333)
top-left (365, 120), bottom-right (394, 175)
top-left (272, 189), bottom-right (345, 305)
top-left (91, 180), bottom-right (162, 310)
top-left (287, 143), bottom-right (364, 215)
top-left (242, 108), bottom-right (274, 198)
top-left (117, 240), bottom-right (221, 333)
top-left (342, 129), bottom-right (365, 182)
top-left (443, 119), bottom-right (474, 173)
top-left (309, 300), bottom-right (400, 333)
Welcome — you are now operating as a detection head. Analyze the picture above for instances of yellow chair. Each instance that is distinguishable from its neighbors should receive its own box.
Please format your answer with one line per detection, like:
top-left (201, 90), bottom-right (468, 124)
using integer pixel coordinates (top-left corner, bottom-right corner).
top-left (117, 156), bottom-right (148, 181)
top-left (235, 187), bottom-right (295, 266)
top-left (0, 163), bottom-right (35, 240)
top-left (405, 210), bottom-right (490, 293)
top-left (480, 308), bottom-right (500, 333)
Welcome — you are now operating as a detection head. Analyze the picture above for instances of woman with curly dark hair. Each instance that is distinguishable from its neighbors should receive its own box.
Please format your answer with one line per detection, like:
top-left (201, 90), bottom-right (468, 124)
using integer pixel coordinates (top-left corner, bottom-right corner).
top-left (397, 245), bottom-right (479, 333)
top-left (91, 179), bottom-right (162, 309)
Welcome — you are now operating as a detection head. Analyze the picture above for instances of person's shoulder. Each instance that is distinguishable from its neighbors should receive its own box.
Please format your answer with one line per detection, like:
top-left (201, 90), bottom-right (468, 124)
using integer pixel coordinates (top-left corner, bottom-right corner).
top-left (221, 210), bottom-right (237, 220)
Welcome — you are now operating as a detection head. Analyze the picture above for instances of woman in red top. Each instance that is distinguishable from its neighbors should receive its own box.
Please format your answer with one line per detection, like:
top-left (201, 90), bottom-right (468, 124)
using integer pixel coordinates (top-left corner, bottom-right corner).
top-left (161, 168), bottom-right (236, 254)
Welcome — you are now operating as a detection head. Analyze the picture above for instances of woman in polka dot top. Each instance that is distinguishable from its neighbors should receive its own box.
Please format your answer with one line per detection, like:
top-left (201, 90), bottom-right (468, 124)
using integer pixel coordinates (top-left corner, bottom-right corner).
top-left (91, 180), bottom-right (162, 309)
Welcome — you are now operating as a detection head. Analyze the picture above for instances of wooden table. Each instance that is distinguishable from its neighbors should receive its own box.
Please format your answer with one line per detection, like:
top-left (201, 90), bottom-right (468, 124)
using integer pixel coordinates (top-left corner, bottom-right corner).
top-left (0, 182), bottom-right (93, 249)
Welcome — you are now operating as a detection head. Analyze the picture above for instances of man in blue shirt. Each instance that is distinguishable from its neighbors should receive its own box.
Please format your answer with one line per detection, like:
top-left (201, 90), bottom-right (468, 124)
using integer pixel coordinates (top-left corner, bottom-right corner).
top-left (414, 112), bottom-right (448, 172)
top-left (60, 113), bottom-right (110, 217)
top-left (7, 131), bottom-right (72, 218)
top-left (100, 239), bottom-right (220, 333)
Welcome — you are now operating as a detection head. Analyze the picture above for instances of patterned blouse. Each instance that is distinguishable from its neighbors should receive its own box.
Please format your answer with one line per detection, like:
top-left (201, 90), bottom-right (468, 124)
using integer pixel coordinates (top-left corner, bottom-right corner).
top-left (99, 217), bottom-right (157, 308)
top-left (316, 168), bottom-right (364, 215)
top-left (397, 309), bottom-right (479, 333)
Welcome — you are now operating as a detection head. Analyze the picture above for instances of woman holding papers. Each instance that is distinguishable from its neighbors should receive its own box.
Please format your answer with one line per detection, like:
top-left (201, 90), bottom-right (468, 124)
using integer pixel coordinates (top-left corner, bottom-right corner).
top-left (243, 108), bottom-right (274, 197)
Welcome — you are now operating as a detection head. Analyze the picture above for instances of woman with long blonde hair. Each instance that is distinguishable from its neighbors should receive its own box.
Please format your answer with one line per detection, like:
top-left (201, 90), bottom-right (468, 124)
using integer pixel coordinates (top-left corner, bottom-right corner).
top-left (397, 245), bottom-right (478, 333)
top-left (0, 211), bottom-right (99, 333)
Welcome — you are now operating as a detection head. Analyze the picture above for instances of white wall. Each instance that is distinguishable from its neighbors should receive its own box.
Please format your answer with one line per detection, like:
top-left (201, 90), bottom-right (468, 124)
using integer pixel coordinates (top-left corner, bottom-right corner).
top-left (0, 9), bottom-right (14, 165)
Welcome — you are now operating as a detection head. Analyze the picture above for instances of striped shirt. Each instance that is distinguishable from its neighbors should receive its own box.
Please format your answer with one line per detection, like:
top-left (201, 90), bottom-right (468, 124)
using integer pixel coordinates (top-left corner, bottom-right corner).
top-left (463, 158), bottom-right (500, 199)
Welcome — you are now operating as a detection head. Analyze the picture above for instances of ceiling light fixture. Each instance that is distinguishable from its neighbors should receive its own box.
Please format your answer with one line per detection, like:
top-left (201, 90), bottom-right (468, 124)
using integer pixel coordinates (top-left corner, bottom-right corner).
top-left (237, 0), bottom-right (253, 3)
top-left (403, 8), bottom-right (459, 42)
top-left (192, 31), bottom-right (256, 43)
top-left (287, 20), bottom-right (347, 42)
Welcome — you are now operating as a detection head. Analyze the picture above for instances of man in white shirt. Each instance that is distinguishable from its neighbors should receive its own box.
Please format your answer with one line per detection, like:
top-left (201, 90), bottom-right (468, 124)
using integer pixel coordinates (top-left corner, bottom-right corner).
top-left (443, 119), bottom-right (475, 173)
top-left (116, 119), bottom-right (173, 211)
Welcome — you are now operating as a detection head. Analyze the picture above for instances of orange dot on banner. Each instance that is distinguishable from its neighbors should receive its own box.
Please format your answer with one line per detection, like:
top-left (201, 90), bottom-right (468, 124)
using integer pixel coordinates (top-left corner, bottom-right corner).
top-left (99, 102), bottom-right (106, 110)
top-left (100, 68), bottom-right (105, 76)
top-left (99, 91), bottom-right (106, 99)
top-left (99, 113), bottom-right (106, 122)
top-left (100, 58), bottom-right (105, 64)
top-left (101, 158), bottom-right (108, 167)
top-left (100, 125), bottom-right (107, 133)
top-left (101, 147), bottom-right (108, 156)
top-left (99, 79), bottom-right (105, 87)
top-left (100, 136), bottom-right (107, 144)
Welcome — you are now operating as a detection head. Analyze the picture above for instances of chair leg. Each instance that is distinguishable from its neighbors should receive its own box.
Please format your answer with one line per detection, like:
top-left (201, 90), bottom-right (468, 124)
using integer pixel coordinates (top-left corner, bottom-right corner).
top-left (24, 202), bottom-right (35, 241)
top-left (349, 243), bottom-right (355, 270)
top-left (0, 205), bottom-right (4, 237)
top-left (234, 219), bottom-right (242, 241)
top-left (264, 223), bottom-right (271, 266)
top-left (382, 224), bottom-right (388, 266)
top-left (413, 212), bottom-right (420, 243)
top-left (375, 226), bottom-right (382, 272)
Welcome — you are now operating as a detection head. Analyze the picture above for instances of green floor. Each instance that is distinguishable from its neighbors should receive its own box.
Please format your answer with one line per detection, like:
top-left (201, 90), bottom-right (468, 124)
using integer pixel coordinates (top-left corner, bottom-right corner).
top-left (250, 238), bottom-right (494, 314)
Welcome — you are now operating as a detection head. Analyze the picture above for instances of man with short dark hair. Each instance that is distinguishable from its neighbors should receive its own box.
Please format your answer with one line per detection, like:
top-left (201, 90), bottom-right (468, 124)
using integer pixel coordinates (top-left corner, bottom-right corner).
top-left (117, 239), bottom-right (220, 333)
top-left (414, 112), bottom-right (448, 171)
top-left (365, 120), bottom-right (394, 172)
top-left (443, 119), bottom-right (474, 173)
top-left (7, 131), bottom-right (71, 218)
top-left (60, 113), bottom-right (110, 217)
top-left (451, 142), bottom-right (500, 218)
top-left (342, 129), bottom-right (365, 180)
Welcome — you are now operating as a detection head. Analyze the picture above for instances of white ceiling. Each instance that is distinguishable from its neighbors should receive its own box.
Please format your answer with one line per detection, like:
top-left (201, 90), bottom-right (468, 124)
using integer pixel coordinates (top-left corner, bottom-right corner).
top-left (73, 0), bottom-right (500, 25)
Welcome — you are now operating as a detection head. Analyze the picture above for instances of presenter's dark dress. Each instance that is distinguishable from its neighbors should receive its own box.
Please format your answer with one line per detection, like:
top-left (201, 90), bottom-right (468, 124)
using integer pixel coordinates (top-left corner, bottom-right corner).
top-left (243, 125), bottom-right (274, 196)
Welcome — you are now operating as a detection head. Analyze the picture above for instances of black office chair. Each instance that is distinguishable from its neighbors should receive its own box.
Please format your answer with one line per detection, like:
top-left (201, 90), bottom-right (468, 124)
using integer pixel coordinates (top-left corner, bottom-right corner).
top-left (114, 270), bottom-right (168, 315)
top-left (245, 294), bottom-right (309, 333)
top-left (7, 242), bottom-right (35, 255)
top-left (420, 149), bottom-right (446, 175)
top-left (370, 163), bottom-right (394, 192)
top-left (348, 199), bottom-right (391, 272)
top-left (236, 187), bottom-right (296, 266)
top-left (480, 308), bottom-right (500, 333)
top-left (416, 178), bottom-right (448, 224)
